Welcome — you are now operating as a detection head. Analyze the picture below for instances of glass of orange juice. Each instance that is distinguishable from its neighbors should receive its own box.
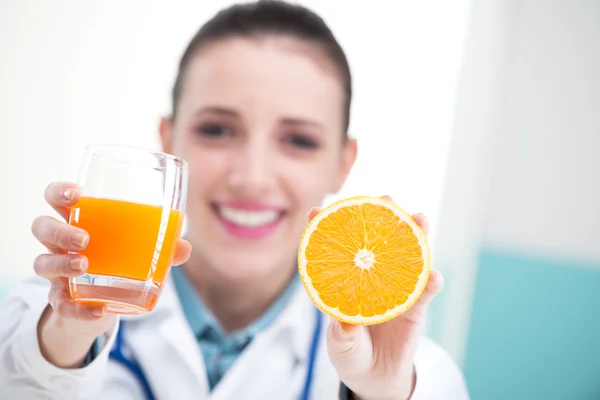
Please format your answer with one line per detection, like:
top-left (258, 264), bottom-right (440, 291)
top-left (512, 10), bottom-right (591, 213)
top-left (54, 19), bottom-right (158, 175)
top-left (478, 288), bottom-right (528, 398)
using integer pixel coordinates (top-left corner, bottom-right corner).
top-left (68, 144), bottom-right (187, 315)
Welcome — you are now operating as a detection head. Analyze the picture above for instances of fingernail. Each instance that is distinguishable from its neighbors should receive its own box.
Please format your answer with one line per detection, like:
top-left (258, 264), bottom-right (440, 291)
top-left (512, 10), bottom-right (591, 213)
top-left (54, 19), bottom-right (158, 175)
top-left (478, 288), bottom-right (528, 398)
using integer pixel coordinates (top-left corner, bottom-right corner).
top-left (70, 257), bottom-right (87, 271)
top-left (64, 188), bottom-right (76, 201)
top-left (337, 321), bottom-right (351, 340)
top-left (92, 307), bottom-right (105, 317)
top-left (71, 232), bottom-right (89, 248)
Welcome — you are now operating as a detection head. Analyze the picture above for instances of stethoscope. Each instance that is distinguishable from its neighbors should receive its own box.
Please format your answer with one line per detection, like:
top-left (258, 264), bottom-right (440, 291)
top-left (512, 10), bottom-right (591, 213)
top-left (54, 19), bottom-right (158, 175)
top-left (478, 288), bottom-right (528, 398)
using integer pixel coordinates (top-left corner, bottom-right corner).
top-left (109, 307), bottom-right (323, 400)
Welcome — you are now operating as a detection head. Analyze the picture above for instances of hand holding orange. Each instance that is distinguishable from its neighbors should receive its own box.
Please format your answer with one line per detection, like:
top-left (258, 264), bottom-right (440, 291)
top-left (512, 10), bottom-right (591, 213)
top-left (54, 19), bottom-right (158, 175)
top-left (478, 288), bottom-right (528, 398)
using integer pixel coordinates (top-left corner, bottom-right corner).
top-left (299, 196), bottom-right (443, 400)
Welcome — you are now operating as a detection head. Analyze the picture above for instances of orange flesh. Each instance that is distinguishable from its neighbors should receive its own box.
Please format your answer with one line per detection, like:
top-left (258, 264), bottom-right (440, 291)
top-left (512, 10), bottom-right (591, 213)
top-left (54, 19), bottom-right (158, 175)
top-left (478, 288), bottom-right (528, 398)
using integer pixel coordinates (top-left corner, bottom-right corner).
top-left (304, 203), bottom-right (424, 317)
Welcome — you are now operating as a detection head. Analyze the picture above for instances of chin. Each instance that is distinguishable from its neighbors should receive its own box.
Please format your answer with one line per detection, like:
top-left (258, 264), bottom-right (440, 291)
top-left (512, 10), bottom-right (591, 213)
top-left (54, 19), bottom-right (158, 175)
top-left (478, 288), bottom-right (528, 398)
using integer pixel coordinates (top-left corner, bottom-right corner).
top-left (213, 251), bottom-right (285, 281)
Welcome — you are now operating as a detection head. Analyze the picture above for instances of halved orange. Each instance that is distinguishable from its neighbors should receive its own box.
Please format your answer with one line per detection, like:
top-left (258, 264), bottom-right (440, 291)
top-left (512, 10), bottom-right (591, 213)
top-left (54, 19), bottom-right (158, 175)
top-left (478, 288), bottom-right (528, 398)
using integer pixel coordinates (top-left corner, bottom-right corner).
top-left (298, 196), bottom-right (430, 325)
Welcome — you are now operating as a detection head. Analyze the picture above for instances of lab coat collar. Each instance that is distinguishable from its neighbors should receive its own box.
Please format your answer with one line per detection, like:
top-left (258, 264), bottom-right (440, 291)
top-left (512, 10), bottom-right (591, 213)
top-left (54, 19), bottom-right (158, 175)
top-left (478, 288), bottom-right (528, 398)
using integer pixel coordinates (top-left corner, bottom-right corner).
top-left (261, 277), bottom-right (321, 362)
top-left (170, 266), bottom-right (301, 348)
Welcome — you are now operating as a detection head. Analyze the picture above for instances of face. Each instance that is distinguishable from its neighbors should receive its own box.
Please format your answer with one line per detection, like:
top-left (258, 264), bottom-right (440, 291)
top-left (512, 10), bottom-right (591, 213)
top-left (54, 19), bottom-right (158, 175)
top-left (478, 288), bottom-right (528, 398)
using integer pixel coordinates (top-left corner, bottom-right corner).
top-left (160, 36), bottom-right (356, 282)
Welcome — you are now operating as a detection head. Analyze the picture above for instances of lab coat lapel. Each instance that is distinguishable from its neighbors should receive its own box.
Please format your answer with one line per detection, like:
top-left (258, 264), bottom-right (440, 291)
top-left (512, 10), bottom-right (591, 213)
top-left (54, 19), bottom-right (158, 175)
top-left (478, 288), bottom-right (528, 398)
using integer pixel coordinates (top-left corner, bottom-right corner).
top-left (123, 277), bottom-right (210, 400)
top-left (209, 285), bottom-right (318, 400)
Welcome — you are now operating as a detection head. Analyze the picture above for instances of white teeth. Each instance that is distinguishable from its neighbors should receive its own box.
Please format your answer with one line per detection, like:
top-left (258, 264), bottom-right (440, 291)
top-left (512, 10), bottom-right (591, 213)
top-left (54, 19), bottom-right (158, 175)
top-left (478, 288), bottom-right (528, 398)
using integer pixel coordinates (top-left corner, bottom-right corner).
top-left (218, 206), bottom-right (280, 227)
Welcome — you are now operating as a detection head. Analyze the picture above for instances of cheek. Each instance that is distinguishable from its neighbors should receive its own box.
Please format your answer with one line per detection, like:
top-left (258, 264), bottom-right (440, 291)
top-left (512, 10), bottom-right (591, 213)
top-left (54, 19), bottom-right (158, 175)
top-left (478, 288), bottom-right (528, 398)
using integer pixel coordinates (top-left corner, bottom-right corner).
top-left (189, 153), bottom-right (228, 191)
top-left (278, 154), bottom-right (338, 204)
top-left (175, 140), bottom-right (228, 200)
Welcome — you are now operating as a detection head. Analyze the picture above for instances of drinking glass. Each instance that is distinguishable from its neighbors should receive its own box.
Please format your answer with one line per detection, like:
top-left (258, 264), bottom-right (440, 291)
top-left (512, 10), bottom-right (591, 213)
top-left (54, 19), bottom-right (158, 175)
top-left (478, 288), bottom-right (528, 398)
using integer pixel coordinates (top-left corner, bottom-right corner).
top-left (68, 144), bottom-right (188, 315)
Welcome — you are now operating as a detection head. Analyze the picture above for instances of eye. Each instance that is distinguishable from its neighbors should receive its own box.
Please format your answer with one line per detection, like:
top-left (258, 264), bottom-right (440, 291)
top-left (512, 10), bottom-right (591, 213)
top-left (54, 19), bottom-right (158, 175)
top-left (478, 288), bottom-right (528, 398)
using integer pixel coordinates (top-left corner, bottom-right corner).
top-left (284, 134), bottom-right (318, 150)
top-left (195, 123), bottom-right (232, 138)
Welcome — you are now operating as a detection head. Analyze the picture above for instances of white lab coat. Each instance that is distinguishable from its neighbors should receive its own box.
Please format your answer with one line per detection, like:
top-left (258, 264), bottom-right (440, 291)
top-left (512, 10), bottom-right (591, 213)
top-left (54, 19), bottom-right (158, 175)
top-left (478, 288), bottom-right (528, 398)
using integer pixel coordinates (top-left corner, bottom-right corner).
top-left (0, 276), bottom-right (469, 400)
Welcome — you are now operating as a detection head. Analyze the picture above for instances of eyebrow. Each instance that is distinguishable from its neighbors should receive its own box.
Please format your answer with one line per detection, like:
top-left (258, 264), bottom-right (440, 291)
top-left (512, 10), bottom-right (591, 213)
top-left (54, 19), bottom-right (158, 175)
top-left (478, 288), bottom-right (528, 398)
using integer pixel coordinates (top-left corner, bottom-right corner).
top-left (280, 117), bottom-right (324, 131)
top-left (194, 106), bottom-right (240, 119)
top-left (194, 106), bottom-right (324, 130)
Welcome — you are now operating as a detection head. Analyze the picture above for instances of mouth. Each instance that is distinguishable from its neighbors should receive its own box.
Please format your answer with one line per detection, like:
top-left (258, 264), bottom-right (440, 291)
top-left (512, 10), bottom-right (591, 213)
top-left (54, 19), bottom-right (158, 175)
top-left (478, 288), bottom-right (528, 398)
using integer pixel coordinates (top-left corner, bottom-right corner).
top-left (212, 202), bottom-right (286, 239)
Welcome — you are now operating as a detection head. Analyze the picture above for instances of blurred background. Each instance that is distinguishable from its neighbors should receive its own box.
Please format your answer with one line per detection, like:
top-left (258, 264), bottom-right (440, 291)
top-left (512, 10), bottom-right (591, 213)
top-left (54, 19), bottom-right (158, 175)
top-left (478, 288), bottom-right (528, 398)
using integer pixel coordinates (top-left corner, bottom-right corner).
top-left (1, 0), bottom-right (599, 398)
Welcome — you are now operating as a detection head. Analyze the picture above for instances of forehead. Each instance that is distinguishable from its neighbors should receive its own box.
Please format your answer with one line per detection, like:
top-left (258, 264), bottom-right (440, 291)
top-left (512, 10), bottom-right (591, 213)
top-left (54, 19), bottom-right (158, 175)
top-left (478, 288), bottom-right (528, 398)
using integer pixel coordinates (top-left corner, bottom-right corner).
top-left (177, 36), bottom-right (344, 128)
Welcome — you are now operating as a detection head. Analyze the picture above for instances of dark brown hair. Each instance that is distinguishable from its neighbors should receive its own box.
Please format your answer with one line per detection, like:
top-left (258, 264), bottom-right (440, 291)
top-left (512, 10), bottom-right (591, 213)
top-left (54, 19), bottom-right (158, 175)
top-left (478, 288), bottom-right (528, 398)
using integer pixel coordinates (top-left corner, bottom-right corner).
top-left (171, 0), bottom-right (352, 135)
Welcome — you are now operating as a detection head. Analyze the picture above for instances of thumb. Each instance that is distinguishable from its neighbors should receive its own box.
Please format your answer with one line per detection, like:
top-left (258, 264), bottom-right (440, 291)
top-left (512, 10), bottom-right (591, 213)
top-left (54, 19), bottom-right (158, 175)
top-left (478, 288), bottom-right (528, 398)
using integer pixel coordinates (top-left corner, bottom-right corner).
top-left (326, 319), bottom-right (363, 357)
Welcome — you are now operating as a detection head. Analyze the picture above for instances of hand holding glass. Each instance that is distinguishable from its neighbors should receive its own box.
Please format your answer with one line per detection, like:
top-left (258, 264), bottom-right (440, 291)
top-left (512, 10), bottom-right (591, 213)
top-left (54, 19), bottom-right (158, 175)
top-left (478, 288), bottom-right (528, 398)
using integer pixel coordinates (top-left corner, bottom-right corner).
top-left (68, 145), bottom-right (187, 315)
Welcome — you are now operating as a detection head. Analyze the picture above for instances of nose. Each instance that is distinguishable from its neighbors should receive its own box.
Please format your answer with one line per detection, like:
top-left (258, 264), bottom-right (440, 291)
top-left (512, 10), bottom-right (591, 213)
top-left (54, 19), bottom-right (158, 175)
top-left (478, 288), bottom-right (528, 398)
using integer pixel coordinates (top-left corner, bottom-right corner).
top-left (227, 138), bottom-right (275, 197)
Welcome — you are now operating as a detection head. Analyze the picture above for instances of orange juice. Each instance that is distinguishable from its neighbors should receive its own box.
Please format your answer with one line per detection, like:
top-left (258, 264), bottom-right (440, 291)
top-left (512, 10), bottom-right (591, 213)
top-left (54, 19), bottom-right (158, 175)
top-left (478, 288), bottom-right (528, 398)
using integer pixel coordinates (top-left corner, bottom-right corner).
top-left (69, 196), bottom-right (184, 312)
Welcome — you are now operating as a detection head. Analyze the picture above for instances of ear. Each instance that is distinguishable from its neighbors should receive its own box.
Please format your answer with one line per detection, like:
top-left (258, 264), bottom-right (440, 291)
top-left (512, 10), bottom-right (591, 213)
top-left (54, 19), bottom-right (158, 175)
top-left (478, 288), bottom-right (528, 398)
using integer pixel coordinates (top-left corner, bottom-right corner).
top-left (159, 116), bottom-right (174, 154)
top-left (331, 138), bottom-right (357, 193)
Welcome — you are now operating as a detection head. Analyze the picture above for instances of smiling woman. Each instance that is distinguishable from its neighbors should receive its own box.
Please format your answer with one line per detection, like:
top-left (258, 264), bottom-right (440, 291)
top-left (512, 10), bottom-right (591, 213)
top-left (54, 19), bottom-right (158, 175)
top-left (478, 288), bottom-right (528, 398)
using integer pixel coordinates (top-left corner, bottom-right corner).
top-left (0, 1), bottom-right (470, 399)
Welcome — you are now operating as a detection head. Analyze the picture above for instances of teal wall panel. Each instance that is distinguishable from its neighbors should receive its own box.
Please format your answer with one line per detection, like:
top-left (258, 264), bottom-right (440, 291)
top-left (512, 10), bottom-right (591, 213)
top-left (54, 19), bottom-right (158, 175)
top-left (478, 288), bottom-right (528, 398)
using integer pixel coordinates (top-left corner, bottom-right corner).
top-left (464, 248), bottom-right (600, 400)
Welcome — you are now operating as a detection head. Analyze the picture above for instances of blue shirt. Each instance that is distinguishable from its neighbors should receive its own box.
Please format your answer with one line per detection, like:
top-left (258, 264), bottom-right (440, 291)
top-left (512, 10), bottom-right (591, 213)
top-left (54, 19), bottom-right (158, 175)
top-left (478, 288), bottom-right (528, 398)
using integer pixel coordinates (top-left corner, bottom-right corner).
top-left (170, 267), bottom-right (299, 390)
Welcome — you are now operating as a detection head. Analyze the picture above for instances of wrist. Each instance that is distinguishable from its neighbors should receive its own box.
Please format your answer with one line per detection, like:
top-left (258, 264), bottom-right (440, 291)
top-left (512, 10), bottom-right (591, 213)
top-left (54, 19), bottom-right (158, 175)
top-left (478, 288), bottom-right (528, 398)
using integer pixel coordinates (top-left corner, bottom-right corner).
top-left (38, 305), bottom-right (99, 368)
top-left (350, 364), bottom-right (416, 400)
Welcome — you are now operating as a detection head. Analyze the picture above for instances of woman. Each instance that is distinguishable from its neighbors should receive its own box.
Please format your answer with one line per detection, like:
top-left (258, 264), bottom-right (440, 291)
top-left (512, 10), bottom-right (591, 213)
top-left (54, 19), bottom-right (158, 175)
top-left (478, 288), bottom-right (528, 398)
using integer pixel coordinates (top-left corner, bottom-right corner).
top-left (0, 1), bottom-right (469, 399)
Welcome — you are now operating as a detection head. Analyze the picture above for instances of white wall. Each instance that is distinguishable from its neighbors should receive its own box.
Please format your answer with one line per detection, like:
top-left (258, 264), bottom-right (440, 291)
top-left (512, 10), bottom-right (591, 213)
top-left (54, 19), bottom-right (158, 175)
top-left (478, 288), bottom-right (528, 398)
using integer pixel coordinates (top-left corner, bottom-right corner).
top-left (431, 0), bottom-right (516, 363)
top-left (0, 1), bottom-right (471, 289)
top-left (483, 0), bottom-right (600, 262)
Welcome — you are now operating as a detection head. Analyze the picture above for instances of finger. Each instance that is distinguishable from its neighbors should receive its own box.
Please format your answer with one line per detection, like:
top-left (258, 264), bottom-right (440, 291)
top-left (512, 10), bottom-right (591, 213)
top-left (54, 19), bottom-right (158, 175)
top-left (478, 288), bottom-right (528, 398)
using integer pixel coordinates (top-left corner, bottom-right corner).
top-left (337, 321), bottom-right (362, 341)
top-left (172, 239), bottom-right (192, 266)
top-left (48, 278), bottom-right (107, 321)
top-left (419, 269), bottom-right (444, 305)
top-left (380, 196), bottom-right (430, 236)
top-left (306, 207), bottom-right (322, 222)
top-left (326, 319), bottom-right (363, 355)
top-left (411, 213), bottom-right (430, 236)
top-left (33, 254), bottom-right (88, 279)
top-left (402, 270), bottom-right (444, 322)
top-left (52, 299), bottom-right (107, 320)
top-left (31, 215), bottom-right (89, 252)
top-left (44, 182), bottom-right (81, 221)
top-left (48, 279), bottom-right (107, 321)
